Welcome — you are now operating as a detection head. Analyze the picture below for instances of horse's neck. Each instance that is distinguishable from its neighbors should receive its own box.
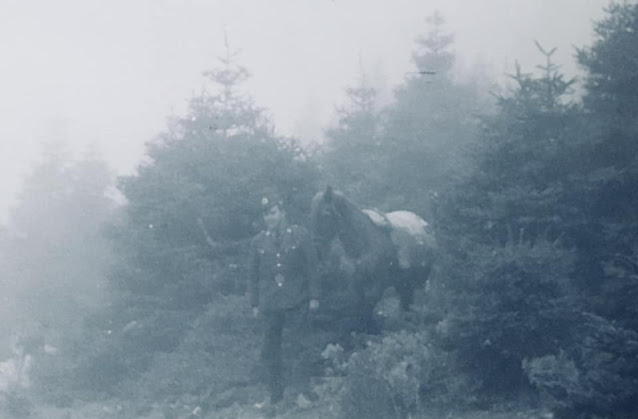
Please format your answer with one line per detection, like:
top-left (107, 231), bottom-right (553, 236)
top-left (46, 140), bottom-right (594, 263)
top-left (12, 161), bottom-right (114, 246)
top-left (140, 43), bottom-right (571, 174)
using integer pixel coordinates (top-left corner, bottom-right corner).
top-left (339, 200), bottom-right (380, 258)
top-left (339, 230), bottom-right (365, 258)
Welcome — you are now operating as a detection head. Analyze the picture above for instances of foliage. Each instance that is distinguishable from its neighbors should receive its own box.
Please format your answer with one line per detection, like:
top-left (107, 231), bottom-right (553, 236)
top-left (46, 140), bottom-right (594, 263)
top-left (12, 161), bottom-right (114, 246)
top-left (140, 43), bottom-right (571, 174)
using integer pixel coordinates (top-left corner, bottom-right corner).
top-left (319, 12), bottom-right (485, 218)
top-left (316, 8), bottom-right (636, 415)
top-left (572, 1), bottom-right (638, 329)
top-left (320, 68), bottom-right (385, 205)
top-left (378, 12), bottom-right (485, 216)
top-left (429, 238), bottom-right (577, 398)
top-left (117, 294), bottom-right (260, 416)
top-left (2, 142), bottom-right (115, 336)
top-left (429, 44), bottom-right (584, 402)
top-left (317, 330), bottom-right (477, 419)
top-left (449, 44), bottom-right (581, 247)
top-left (428, 6), bottom-right (638, 414)
top-left (578, 1), bottom-right (638, 129)
top-left (524, 314), bottom-right (638, 418)
top-left (0, 143), bottom-right (117, 407)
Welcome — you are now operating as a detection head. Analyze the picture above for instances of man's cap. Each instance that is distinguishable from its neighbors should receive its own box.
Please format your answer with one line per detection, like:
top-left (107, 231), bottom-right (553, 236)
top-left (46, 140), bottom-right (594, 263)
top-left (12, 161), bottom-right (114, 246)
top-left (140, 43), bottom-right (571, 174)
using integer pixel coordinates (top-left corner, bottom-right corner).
top-left (261, 194), bottom-right (284, 212)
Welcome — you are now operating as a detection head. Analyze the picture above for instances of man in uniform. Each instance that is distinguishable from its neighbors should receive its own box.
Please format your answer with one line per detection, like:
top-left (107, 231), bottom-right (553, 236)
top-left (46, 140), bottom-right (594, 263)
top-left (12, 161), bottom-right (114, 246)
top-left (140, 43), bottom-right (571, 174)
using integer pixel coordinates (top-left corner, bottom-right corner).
top-left (249, 195), bottom-right (320, 407)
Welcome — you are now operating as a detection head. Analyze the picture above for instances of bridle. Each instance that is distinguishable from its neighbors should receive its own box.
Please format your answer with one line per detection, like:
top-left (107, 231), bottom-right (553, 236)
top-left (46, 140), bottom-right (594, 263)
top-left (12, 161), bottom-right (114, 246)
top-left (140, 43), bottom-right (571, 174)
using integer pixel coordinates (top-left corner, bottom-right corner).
top-left (313, 194), bottom-right (346, 259)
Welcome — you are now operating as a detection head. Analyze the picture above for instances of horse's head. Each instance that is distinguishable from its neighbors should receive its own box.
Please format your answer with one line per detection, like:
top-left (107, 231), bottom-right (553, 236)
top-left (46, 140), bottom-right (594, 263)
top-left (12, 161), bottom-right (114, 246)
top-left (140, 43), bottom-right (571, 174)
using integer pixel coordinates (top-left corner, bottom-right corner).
top-left (310, 186), bottom-right (346, 260)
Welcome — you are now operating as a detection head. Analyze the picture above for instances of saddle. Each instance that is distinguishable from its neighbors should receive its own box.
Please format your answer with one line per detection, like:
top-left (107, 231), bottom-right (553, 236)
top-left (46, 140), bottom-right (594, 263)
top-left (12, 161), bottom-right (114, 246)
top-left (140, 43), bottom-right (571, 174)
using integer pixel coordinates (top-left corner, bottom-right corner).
top-left (363, 209), bottom-right (435, 269)
top-left (362, 209), bottom-right (391, 229)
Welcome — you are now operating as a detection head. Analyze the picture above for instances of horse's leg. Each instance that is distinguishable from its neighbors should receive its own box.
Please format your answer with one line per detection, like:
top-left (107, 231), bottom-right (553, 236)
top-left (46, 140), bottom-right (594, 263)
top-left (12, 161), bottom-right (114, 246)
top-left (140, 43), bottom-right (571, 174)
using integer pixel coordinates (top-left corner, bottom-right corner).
top-left (348, 276), bottom-right (381, 334)
top-left (395, 277), bottom-right (414, 311)
top-left (396, 265), bottom-right (432, 311)
top-left (350, 278), bottom-right (367, 329)
top-left (356, 301), bottom-right (380, 334)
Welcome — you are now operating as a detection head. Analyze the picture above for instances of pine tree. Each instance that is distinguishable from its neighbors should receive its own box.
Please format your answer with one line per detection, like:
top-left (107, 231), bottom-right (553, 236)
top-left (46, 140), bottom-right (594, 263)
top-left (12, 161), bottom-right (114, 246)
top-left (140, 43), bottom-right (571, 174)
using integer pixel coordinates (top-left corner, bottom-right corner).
top-left (449, 43), bottom-right (581, 246)
top-left (412, 11), bottom-right (455, 76)
top-left (428, 45), bottom-right (583, 399)
top-left (0, 142), bottom-right (117, 403)
top-left (380, 12), bottom-right (483, 216)
top-left (92, 42), bottom-right (319, 391)
top-left (574, 1), bottom-right (638, 328)
top-left (320, 65), bottom-right (384, 204)
top-left (518, 7), bottom-right (638, 416)
top-left (5, 141), bottom-right (115, 334)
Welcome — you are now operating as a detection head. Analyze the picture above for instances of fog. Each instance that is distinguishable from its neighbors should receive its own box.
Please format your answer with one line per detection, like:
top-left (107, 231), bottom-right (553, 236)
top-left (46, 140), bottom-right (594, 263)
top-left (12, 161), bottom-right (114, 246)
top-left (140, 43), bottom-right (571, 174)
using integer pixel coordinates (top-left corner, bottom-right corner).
top-left (0, 0), bottom-right (607, 223)
top-left (2, 1), bottom-right (632, 417)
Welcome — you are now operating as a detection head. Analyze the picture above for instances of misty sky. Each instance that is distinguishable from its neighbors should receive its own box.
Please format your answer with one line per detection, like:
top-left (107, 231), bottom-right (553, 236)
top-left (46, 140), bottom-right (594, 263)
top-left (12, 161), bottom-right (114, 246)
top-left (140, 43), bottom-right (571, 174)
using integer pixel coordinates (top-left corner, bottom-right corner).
top-left (0, 0), bottom-right (609, 224)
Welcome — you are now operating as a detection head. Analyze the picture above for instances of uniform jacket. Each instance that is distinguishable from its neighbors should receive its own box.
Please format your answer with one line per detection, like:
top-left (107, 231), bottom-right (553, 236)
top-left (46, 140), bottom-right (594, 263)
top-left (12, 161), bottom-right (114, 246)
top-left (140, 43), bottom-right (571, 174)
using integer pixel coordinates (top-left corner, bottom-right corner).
top-left (249, 222), bottom-right (319, 312)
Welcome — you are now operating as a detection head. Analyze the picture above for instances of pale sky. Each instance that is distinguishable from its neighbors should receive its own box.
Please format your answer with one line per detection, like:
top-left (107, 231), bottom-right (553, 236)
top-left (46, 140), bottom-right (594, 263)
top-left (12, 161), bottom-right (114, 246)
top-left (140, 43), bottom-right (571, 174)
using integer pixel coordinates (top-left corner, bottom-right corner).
top-left (0, 0), bottom-right (610, 224)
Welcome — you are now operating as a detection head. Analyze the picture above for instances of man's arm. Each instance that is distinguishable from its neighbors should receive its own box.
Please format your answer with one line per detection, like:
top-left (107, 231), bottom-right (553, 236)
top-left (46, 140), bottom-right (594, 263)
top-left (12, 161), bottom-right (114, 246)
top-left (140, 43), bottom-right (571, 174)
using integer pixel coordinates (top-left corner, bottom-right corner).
top-left (248, 237), bottom-right (260, 312)
top-left (303, 229), bottom-right (320, 309)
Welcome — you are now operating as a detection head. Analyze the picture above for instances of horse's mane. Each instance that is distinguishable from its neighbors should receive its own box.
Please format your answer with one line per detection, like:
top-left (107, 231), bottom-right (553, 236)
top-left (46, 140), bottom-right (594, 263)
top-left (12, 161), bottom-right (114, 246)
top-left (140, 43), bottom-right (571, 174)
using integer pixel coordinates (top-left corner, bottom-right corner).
top-left (311, 188), bottom-right (364, 229)
top-left (311, 188), bottom-right (380, 258)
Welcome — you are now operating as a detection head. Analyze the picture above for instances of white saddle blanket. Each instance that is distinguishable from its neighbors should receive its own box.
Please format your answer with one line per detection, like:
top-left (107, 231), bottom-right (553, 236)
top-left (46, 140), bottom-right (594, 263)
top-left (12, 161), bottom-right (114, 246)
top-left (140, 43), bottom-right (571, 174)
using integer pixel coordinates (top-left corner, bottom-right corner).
top-left (363, 209), bottom-right (435, 269)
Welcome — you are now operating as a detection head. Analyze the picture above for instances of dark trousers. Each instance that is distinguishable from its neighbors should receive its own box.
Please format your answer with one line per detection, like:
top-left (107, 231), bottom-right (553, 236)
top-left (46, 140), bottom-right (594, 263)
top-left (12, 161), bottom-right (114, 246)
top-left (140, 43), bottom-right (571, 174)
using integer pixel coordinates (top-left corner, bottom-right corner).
top-left (260, 303), bottom-right (313, 403)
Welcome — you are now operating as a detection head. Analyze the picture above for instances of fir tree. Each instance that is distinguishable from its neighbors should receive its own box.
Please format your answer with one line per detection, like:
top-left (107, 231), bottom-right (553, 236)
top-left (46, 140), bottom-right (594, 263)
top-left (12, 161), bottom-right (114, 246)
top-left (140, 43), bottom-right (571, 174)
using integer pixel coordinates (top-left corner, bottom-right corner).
top-left (429, 45), bottom-right (582, 399)
top-left (380, 12), bottom-right (483, 216)
top-left (574, 1), bottom-right (638, 329)
top-left (320, 64), bottom-right (384, 204)
top-left (91, 41), bottom-right (319, 392)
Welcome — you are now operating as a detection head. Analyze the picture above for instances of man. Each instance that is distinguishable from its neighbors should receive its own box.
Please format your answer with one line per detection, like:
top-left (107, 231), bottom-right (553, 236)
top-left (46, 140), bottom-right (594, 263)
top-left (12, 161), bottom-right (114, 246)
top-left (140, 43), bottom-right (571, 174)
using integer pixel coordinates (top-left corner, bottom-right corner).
top-left (249, 195), bottom-right (320, 407)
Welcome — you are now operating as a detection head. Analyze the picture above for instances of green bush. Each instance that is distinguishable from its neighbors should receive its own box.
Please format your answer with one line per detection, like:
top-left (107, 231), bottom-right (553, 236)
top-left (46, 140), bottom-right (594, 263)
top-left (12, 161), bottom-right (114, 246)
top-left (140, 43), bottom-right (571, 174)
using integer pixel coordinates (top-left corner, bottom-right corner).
top-left (428, 237), bottom-right (578, 399)
top-left (330, 330), bottom-right (477, 419)
top-left (524, 313), bottom-right (638, 418)
top-left (119, 294), bottom-right (260, 413)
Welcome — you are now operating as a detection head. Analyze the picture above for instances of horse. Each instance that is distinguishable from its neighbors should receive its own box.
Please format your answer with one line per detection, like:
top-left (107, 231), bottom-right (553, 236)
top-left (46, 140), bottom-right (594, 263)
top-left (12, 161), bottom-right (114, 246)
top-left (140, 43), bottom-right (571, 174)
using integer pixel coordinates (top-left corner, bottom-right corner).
top-left (310, 186), bottom-right (436, 331)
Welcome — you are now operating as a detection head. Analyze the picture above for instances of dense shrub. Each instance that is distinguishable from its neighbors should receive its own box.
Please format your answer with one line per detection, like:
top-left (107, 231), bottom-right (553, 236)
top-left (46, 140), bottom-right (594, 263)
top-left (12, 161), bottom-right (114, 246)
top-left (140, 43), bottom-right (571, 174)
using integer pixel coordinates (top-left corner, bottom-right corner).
top-left (118, 294), bottom-right (260, 415)
top-left (428, 237), bottom-right (578, 399)
top-left (524, 313), bottom-right (638, 418)
top-left (317, 330), bottom-right (477, 419)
